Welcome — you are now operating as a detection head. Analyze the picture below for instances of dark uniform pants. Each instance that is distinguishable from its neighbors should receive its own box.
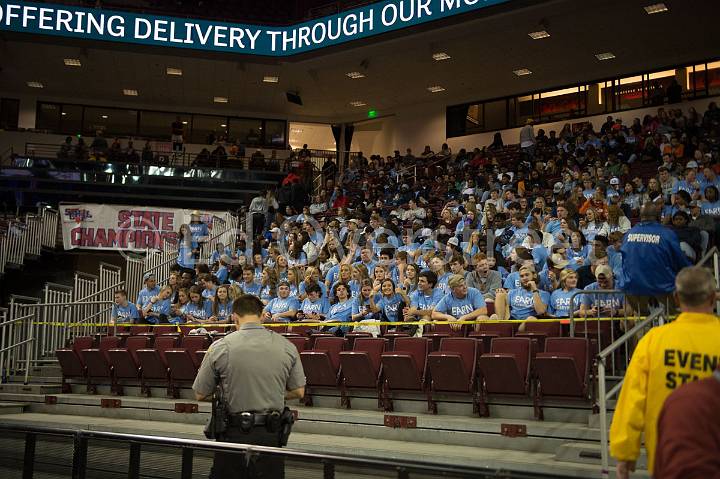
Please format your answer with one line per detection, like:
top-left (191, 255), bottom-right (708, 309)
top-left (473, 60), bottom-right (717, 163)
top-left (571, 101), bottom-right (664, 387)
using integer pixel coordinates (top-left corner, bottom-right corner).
top-left (210, 426), bottom-right (285, 479)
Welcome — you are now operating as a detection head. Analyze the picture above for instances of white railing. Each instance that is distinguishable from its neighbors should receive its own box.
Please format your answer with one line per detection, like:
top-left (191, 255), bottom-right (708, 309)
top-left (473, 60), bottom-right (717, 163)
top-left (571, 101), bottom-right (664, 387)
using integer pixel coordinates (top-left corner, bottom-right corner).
top-left (0, 230), bottom-right (7, 275)
top-left (72, 272), bottom-right (99, 338)
top-left (23, 213), bottom-right (42, 257)
top-left (597, 310), bottom-right (667, 479)
top-left (5, 220), bottom-right (27, 267)
top-left (38, 283), bottom-right (73, 359)
top-left (697, 246), bottom-right (720, 313)
top-left (39, 208), bottom-right (59, 249)
top-left (0, 295), bottom-right (38, 384)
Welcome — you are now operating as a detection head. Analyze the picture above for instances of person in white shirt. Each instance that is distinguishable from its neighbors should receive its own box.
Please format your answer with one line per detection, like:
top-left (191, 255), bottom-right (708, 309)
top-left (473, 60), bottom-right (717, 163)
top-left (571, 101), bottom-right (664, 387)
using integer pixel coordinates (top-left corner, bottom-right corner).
top-left (519, 119), bottom-right (536, 159)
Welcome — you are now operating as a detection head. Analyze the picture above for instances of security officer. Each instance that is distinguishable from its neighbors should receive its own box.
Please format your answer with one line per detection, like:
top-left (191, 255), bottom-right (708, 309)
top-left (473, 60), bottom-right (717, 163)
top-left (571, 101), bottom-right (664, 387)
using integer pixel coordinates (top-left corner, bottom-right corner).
top-left (193, 294), bottom-right (306, 478)
top-left (609, 266), bottom-right (720, 479)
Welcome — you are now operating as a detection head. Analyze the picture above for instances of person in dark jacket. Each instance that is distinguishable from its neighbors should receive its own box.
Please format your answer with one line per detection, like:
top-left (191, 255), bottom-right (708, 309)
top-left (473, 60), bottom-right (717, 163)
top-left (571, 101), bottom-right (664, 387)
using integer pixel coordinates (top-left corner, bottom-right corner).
top-left (620, 204), bottom-right (691, 314)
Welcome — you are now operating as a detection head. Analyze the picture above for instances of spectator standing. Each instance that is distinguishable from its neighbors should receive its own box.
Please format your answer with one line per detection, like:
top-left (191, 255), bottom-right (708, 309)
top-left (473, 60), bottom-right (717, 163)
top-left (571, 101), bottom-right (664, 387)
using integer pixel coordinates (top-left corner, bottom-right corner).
top-left (248, 191), bottom-right (268, 238)
top-left (620, 204), bottom-right (691, 313)
top-left (519, 119), bottom-right (536, 159)
top-left (666, 79), bottom-right (682, 104)
top-left (610, 266), bottom-right (720, 479)
top-left (171, 116), bottom-right (184, 152)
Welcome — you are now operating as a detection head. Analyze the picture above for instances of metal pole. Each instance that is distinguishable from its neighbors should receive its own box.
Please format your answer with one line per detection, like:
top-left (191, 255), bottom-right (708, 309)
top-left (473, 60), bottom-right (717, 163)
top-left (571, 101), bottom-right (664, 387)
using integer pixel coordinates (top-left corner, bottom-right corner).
top-left (598, 358), bottom-right (609, 479)
top-left (714, 252), bottom-right (720, 313)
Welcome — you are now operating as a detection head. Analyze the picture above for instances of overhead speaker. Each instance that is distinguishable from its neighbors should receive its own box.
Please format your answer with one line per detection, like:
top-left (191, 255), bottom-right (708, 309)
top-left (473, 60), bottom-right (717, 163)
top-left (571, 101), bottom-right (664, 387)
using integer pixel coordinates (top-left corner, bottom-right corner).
top-left (286, 92), bottom-right (303, 106)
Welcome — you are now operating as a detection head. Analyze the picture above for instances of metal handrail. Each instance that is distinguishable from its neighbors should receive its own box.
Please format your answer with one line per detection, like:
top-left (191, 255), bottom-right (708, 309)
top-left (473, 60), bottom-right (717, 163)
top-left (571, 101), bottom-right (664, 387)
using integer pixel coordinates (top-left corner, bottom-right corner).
top-left (597, 309), bottom-right (662, 360)
top-left (64, 281), bottom-right (126, 307)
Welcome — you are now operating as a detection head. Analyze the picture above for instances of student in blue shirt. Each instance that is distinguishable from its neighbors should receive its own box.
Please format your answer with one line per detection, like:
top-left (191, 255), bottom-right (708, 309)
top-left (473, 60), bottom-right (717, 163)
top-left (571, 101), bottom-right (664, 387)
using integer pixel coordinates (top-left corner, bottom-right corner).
top-left (351, 280), bottom-right (377, 322)
top-left (141, 285), bottom-right (173, 324)
top-left (209, 243), bottom-right (232, 268)
top-left (111, 290), bottom-right (140, 324)
top-left (189, 211), bottom-right (209, 248)
top-left (259, 268), bottom-right (278, 305)
top-left (240, 266), bottom-right (262, 297)
top-left (548, 269), bottom-right (582, 318)
top-left (494, 265), bottom-right (550, 320)
top-left (136, 273), bottom-right (160, 315)
top-left (430, 257), bottom-right (452, 296)
top-left (324, 282), bottom-right (355, 335)
top-left (432, 274), bottom-right (489, 330)
top-left (298, 267), bottom-right (327, 300)
top-left (579, 265), bottom-right (629, 317)
top-left (182, 285), bottom-right (213, 323)
top-left (407, 271), bottom-right (444, 325)
top-left (200, 274), bottom-right (218, 299)
top-left (701, 185), bottom-right (720, 217)
top-left (262, 282), bottom-right (300, 322)
top-left (298, 283), bottom-right (330, 321)
top-left (369, 279), bottom-right (408, 323)
top-left (210, 285), bottom-right (233, 323)
top-left (214, 254), bottom-right (232, 284)
top-left (169, 288), bottom-right (190, 324)
top-left (352, 247), bottom-right (377, 277)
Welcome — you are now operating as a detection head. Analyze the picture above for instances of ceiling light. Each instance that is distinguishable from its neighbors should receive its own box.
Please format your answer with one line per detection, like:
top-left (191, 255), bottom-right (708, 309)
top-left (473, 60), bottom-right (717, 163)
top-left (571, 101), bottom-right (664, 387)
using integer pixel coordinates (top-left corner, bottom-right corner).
top-left (528, 30), bottom-right (550, 40)
top-left (166, 67), bottom-right (183, 76)
top-left (432, 52), bottom-right (451, 61)
top-left (644, 3), bottom-right (668, 14)
top-left (427, 85), bottom-right (446, 93)
top-left (595, 52), bottom-right (616, 61)
top-left (182, 121), bottom-right (188, 125)
top-left (263, 76), bottom-right (279, 83)
top-left (63, 58), bottom-right (81, 67)
top-left (220, 124), bottom-right (227, 128)
top-left (213, 96), bottom-right (228, 103)
top-left (513, 68), bottom-right (532, 76)
top-left (61, 112), bottom-right (67, 116)
top-left (123, 89), bottom-right (138, 96)
top-left (101, 115), bottom-right (108, 119)
top-left (27, 81), bottom-right (44, 88)
top-left (350, 101), bottom-right (366, 107)
top-left (346, 71), bottom-right (366, 79)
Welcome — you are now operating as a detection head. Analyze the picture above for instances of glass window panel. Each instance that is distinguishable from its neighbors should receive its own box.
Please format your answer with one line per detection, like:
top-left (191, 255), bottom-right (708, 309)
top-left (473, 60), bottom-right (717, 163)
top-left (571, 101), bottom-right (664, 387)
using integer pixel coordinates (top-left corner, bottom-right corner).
top-left (83, 107), bottom-right (137, 137)
top-left (484, 99), bottom-right (507, 131)
top-left (139, 111), bottom-right (190, 140)
top-left (191, 115), bottom-right (227, 144)
top-left (228, 118), bottom-right (263, 146)
top-left (59, 104), bottom-right (83, 135)
top-left (36, 102), bottom-right (61, 132)
top-left (263, 120), bottom-right (286, 147)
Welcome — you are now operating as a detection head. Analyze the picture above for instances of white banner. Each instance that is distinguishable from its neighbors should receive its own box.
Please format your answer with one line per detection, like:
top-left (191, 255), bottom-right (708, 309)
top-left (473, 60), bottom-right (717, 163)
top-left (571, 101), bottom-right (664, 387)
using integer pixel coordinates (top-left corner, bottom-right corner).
top-left (59, 203), bottom-right (226, 251)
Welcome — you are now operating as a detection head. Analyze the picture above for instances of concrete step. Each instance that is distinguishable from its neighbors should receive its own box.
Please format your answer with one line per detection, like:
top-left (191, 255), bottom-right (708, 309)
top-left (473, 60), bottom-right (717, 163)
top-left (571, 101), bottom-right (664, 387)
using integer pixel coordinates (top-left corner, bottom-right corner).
top-left (0, 403), bottom-right (27, 415)
top-left (0, 412), bottom-right (620, 478)
top-left (29, 365), bottom-right (62, 377)
top-left (6, 376), bottom-right (62, 384)
top-left (555, 442), bottom-right (648, 472)
top-left (0, 384), bottom-right (62, 394)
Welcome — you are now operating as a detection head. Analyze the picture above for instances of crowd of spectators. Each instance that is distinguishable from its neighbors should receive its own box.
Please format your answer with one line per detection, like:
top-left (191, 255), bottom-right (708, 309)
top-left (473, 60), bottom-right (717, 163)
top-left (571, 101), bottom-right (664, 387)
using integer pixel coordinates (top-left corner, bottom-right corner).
top-left (117, 102), bottom-right (720, 332)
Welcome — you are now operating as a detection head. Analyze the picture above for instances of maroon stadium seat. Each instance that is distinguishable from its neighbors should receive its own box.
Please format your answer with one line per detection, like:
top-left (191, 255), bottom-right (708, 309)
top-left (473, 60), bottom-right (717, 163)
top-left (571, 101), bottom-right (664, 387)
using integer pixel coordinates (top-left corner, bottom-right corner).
top-left (422, 332), bottom-right (451, 352)
top-left (166, 335), bottom-right (211, 398)
top-left (299, 337), bottom-right (346, 406)
top-left (429, 322), bottom-right (466, 338)
top-left (380, 337), bottom-right (429, 412)
top-left (469, 322), bottom-right (513, 353)
top-left (56, 336), bottom-right (94, 393)
top-left (339, 338), bottom-right (387, 409)
top-left (136, 335), bottom-right (178, 397)
top-left (381, 331), bottom-right (410, 351)
top-left (427, 338), bottom-right (481, 414)
top-left (287, 336), bottom-right (309, 354)
top-left (515, 321), bottom-right (561, 352)
top-left (107, 336), bottom-right (152, 394)
top-left (196, 350), bottom-right (207, 365)
top-left (81, 336), bottom-right (121, 394)
top-left (308, 333), bottom-right (334, 349)
top-left (477, 337), bottom-right (532, 417)
top-left (343, 331), bottom-right (373, 349)
top-left (287, 323), bottom-right (314, 336)
top-left (534, 338), bottom-right (590, 419)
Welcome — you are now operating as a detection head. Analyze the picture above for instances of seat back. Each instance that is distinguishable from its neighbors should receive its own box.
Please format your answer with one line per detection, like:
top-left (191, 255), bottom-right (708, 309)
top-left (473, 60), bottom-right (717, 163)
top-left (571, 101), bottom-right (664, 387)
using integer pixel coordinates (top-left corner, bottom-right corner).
top-left (439, 338), bottom-right (479, 376)
top-left (344, 332), bottom-right (372, 349)
top-left (381, 332), bottom-right (410, 351)
top-left (99, 336), bottom-right (121, 361)
top-left (523, 322), bottom-right (561, 337)
top-left (130, 326), bottom-right (151, 335)
top-left (154, 326), bottom-right (178, 335)
top-left (544, 337), bottom-right (588, 383)
top-left (490, 337), bottom-right (531, 381)
top-left (313, 337), bottom-right (346, 372)
top-left (181, 335), bottom-right (210, 354)
top-left (56, 349), bottom-right (85, 378)
top-left (287, 337), bottom-right (309, 354)
top-left (475, 323), bottom-right (513, 336)
top-left (352, 338), bottom-right (386, 373)
top-left (72, 336), bottom-right (94, 355)
top-left (392, 338), bottom-right (429, 373)
top-left (125, 336), bottom-right (152, 363)
top-left (430, 324), bottom-right (465, 337)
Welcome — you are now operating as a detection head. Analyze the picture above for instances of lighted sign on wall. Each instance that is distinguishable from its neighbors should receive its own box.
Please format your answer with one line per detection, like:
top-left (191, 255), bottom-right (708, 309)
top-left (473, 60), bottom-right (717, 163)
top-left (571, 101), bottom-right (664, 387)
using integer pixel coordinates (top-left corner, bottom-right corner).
top-left (0, 0), bottom-right (511, 56)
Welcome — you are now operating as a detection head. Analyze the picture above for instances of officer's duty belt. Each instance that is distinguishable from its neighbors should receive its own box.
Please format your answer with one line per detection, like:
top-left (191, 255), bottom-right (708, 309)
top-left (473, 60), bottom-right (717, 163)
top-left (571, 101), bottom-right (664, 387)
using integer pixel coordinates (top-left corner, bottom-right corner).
top-left (228, 412), bottom-right (273, 427)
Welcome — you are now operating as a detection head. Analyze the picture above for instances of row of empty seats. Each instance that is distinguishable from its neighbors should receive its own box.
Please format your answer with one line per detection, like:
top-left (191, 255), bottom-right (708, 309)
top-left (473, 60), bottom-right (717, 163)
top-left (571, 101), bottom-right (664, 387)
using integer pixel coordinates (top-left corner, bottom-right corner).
top-left (57, 326), bottom-right (591, 419)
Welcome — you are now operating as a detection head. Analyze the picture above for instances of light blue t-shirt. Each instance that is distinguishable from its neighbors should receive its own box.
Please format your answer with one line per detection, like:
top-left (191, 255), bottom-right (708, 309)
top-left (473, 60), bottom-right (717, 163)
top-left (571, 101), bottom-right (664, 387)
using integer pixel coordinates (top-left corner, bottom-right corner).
top-left (409, 288), bottom-right (444, 311)
top-left (503, 272), bottom-right (521, 289)
top-left (375, 293), bottom-right (404, 322)
top-left (146, 298), bottom-right (171, 323)
top-left (299, 281), bottom-right (328, 298)
top-left (701, 200), bottom-right (720, 217)
top-left (215, 266), bottom-right (229, 284)
top-left (328, 299), bottom-right (354, 322)
top-left (137, 286), bottom-right (160, 308)
top-left (241, 281), bottom-right (262, 297)
top-left (260, 285), bottom-right (275, 303)
top-left (434, 287), bottom-right (486, 319)
top-left (214, 300), bottom-right (233, 322)
top-left (581, 282), bottom-right (625, 312)
top-left (264, 296), bottom-right (301, 319)
top-left (548, 288), bottom-right (582, 318)
top-left (300, 297), bottom-right (329, 317)
top-left (508, 288), bottom-right (550, 320)
top-left (436, 272), bottom-right (452, 296)
top-left (182, 301), bottom-right (213, 321)
top-left (352, 296), bottom-right (375, 320)
top-left (111, 303), bottom-right (139, 323)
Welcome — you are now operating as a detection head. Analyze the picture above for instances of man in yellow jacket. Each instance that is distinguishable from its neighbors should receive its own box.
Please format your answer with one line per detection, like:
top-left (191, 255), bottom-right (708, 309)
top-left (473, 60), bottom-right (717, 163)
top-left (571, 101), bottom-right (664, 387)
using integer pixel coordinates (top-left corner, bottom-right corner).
top-left (610, 266), bottom-right (720, 478)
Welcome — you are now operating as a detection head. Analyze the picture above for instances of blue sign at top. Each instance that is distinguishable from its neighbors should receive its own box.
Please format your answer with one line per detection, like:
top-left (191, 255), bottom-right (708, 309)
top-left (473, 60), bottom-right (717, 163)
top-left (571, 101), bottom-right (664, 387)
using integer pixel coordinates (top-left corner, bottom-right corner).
top-left (0, 0), bottom-right (511, 56)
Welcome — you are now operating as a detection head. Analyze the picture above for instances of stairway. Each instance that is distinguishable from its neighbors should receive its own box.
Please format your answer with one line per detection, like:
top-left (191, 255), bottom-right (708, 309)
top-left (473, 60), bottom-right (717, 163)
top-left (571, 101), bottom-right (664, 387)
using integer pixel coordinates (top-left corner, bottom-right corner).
top-left (0, 364), bottom-right (648, 478)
